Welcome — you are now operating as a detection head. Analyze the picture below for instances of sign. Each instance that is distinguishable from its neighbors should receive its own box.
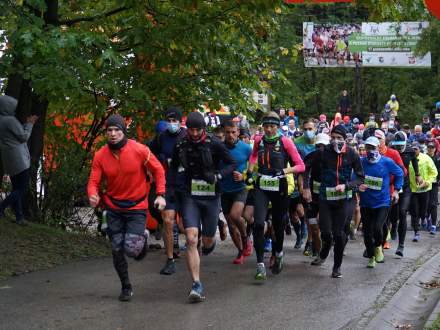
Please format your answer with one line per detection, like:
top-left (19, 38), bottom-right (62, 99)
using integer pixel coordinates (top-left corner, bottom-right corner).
top-left (303, 22), bottom-right (431, 68)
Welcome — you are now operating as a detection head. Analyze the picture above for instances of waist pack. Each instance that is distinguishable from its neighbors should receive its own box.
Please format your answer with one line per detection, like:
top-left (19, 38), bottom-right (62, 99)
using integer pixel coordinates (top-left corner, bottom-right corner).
top-left (107, 194), bottom-right (147, 208)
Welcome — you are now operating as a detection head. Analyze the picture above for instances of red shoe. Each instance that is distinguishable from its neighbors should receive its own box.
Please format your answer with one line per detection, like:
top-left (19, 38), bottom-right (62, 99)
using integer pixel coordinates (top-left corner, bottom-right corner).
top-left (233, 255), bottom-right (244, 265)
top-left (243, 240), bottom-right (253, 257)
top-left (383, 241), bottom-right (391, 250)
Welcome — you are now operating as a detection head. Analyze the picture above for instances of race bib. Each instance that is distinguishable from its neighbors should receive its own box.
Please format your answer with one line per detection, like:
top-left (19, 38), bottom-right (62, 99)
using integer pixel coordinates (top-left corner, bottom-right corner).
top-left (312, 181), bottom-right (321, 194)
top-left (260, 175), bottom-right (280, 192)
top-left (436, 113), bottom-right (440, 120)
top-left (364, 175), bottom-right (383, 191)
top-left (191, 179), bottom-right (215, 196)
top-left (325, 187), bottom-right (352, 201)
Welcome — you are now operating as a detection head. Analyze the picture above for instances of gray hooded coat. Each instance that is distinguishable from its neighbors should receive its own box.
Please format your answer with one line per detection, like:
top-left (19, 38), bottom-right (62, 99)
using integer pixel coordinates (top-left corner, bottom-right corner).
top-left (0, 96), bottom-right (34, 176)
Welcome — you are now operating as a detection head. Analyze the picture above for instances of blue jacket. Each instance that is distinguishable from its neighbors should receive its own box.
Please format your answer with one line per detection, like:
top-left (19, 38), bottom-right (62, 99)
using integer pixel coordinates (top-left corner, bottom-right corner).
top-left (358, 156), bottom-right (404, 208)
top-left (219, 140), bottom-right (252, 193)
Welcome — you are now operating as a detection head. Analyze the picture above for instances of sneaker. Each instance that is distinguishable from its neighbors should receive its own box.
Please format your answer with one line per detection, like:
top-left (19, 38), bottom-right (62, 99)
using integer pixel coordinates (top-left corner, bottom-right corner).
top-left (311, 257), bottom-right (326, 266)
top-left (367, 257), bottom-right (376, 268)
top-left (272, 254), bottom-right (284, 275)
top-left (430, 226), bottom-right (437, 235)
top-left (255, 263), bottom-right (267, 281)
top-left (383, 241), bottom-right (391, 250)
top-left (160, 259), bottom-right (176, 275)
top-left (374, 246), bottom-right (384, 263)
top-left (303, 242), bottom-right (312, 256)
top-left (119, 286), bottom-right (133, 302)
top-left (395, 245), bottom-right (404, 257)
top-left (243, 240), bottom-right (253, 257)
top-left (294, 237), bottom-right (303, 249)
top-left (331, 267), bottom-right (342, 278)
top-left (233, 254), bottom-right (244, 265)
top-left (264, 239), bottom-right (272, 253)
top-left (188, 281), bottom-right (205, 303)
top-left (413, 233), bottom-right (421, 242)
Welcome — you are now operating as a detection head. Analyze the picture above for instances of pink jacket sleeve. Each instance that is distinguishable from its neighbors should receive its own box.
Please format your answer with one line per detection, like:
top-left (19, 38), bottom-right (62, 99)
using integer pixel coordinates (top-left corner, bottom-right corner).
top-left (281, 136), bottom-right (305, 173)
top-left (249, 135), bottom-right (262, 165)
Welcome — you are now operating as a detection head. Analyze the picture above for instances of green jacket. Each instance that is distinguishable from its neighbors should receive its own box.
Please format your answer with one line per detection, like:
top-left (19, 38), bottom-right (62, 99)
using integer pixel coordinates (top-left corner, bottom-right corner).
top-left (409, 152), bottom-right (438, 193)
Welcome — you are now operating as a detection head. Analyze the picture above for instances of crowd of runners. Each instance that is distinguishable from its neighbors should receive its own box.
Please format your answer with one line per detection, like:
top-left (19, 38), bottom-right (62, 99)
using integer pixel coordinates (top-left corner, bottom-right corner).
top-left (87, 96), bottom-right (440, 303)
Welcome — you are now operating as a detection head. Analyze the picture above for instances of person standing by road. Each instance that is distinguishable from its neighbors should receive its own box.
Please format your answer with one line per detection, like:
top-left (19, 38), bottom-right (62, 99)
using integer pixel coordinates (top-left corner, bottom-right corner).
top-left (0, 95), bottom-right (38, 226)
top-left (88, 114), bottom-right (166, 302)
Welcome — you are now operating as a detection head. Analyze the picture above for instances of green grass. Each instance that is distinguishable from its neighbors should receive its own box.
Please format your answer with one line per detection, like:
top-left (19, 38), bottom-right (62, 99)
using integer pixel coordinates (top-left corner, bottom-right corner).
top-left (426, 313), bottom-right (440, 330)
top-left (0, 218), bottom-right (110, 281)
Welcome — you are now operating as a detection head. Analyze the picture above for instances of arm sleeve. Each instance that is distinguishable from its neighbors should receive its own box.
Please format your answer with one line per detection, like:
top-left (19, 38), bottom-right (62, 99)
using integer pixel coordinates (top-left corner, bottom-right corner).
top-left (388, 159), bottom-right (404, 190)
top-left (346, 151), bottom-right (364, 190)
top-left (144, 146), bottom-right (166, 195)
top-left (393, 150), bottom-right (407, 177)
top-left (411, 152), bottom-right (420, 176)
top-left (215, 141), bottom-right (237, 177)
top-left (87, 155), bottom-right (102, 198)
top-left (281, 137), bottom-right (305, 173)
top-left (426, 157), bottom-right (438, 185)
top-left (249, 136), bottom-right (262, 165)
top-left (9, 120), bottom-right (33, 143)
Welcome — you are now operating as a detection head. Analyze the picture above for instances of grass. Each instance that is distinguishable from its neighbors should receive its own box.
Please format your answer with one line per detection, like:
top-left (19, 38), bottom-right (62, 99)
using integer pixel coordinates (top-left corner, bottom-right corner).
top-left (0, 217), bottom-right (110, 281)
top-left (426, 313), bottom-right (440, 330)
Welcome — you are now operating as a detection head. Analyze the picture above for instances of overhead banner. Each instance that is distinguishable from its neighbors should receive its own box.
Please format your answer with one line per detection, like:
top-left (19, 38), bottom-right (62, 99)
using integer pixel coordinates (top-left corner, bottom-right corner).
top-left (303, 22), bottom-right (431, 68)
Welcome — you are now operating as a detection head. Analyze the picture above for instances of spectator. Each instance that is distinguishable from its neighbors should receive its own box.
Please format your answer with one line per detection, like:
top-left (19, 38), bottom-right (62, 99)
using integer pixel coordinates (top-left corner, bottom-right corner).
top-left (279, 108), bottom-right (286, 125)
top-left (284, 109), bottom-right (299, 128)
top-left (287, 119), bottom-right (298, 138)
top-left (330, 112), bottom-right (342, 129)
top-left (402, 124), bottom-right (411, 139)
top-left (317, 114), bottom-right (330, 133)
top-left (0, 95), bottom-right (38, 225)
top-left (387, 94), bottom-right (399, 116)
top-left (352, 117), bottom-right (360, 133)
top-left (338, 90), bottom-right (351, 116)
top-left (205, 110), bottom-right (221, 132)
top-left (422, 114), bottom-right (432, 134)
top-left (380, 104), bottom-right (392, 122)
top-left (342, 115), bottom-right (352, 133)
top-left (409, 125), bottom-right (427, 144)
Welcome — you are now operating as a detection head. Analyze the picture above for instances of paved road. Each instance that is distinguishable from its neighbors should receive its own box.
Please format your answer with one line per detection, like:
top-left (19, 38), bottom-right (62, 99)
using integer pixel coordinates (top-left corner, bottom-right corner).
top-left (1, 230), bottom-right (439, 330)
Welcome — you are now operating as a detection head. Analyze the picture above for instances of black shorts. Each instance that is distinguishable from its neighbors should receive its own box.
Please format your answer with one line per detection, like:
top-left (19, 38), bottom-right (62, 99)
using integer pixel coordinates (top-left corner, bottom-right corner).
top-left (245, 189), bottom-right (255, 206)
top-left (221, 189), bottom-right (247, 215)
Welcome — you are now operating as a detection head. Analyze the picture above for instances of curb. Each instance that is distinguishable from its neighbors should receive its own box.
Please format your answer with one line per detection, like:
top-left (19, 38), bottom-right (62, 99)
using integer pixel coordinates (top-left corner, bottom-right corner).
top-left (426, 294), bottom-right (440, 329)
top-left (366, 250), bottom-right (440, 330)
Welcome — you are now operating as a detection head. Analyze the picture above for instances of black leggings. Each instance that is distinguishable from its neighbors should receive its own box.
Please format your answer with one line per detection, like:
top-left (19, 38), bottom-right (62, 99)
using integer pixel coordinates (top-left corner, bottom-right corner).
top-left (410, 192), bottom-right (429, 233)
top-left (428, 183), bottom-right (438, 227)
top-left (361, 207), bottom-right (389, 258)
top-left (390, 190), bottom-right (411, 246)
top-left (319, 201), bottom-right (349, 268)
top-left (253, 186), bottom-right (289, 263)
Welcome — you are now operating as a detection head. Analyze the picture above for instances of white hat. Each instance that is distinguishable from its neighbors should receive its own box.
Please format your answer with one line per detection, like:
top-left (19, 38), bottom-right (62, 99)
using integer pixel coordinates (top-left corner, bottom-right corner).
top-left (365, 136), bottom-right (380, 147)
top-left (315, 133), bottom-right (330, 146)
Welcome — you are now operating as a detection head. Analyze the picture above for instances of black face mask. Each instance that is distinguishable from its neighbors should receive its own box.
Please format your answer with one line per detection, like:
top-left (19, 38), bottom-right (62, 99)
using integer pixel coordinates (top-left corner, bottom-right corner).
top-left (108, 136), bottom-right (128, 150)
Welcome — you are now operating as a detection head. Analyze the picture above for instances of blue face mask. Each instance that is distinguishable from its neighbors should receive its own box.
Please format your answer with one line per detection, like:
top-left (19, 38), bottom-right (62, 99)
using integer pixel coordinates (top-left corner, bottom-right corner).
top-left (304, 130), bottom-right (315, 140)
top-left (167, 122), bottom-right (180, 134)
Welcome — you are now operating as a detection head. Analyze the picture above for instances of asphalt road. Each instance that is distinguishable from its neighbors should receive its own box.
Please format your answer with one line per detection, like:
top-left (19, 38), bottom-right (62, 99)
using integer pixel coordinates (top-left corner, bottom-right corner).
top-left (1, 229), bottom-right (439, 330)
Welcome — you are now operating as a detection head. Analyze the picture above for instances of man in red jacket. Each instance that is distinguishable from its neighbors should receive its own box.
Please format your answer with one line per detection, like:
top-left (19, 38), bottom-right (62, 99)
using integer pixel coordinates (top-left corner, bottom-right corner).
top-left (88, 114), bottom-right (166, 302)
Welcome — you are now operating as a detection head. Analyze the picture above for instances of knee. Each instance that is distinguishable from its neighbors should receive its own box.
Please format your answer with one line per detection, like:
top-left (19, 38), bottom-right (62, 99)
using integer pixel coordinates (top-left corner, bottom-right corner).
top-left (124, 233), bottom-right (145, 258)
top-left (186, 234), bottom-right (199, 248)
top-left (163, 217), bottom-right (174, 228)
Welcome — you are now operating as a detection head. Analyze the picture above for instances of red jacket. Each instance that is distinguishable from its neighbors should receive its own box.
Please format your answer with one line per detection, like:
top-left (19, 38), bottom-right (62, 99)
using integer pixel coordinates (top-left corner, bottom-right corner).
top-left (383, 146), bottom-right (406, 195)
top-left (88, 139), bottom-right (165, 211)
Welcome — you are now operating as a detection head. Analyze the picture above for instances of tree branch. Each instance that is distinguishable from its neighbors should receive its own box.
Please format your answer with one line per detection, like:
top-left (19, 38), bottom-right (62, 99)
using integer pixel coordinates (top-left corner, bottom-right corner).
top-left (58, 6), bottom-right (129, 26)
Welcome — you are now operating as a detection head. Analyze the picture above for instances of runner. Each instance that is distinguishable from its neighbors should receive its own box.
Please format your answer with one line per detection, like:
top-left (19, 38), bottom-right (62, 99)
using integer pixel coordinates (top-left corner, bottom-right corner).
top-left (219, 120), bottom-right (252, 264)
top-left (357, 137), bottom-right (403, 268)
top-left (168, 111), bottom-right (236, 302)
top-left (427, 140), bottom-right (440, 234)
top-left (247, 111), bottom-right (305, 280)
top-left (149, 107), bottom-right (186, 275)
top-left (307, 125), bottom-right (364, 278)
top-left (88, 114), bottom-right (166, 301)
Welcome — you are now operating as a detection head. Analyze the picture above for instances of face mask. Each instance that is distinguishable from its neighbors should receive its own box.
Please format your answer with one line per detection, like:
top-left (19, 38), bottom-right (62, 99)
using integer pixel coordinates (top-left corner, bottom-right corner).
top-left (304, 130), bottom-right (315, 140)
top-left (367, 150), bottom-right (381, 163)
top-left (421, 145), bottom-right (428, 154)
top-left (167, 122), bottom-right (180, 134)
top-left (331, 139), bottom-right (345, 154)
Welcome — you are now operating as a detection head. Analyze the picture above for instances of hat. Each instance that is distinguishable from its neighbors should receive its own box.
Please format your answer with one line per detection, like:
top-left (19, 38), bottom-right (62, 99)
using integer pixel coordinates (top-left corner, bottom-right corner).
top-left (352, 118), bottom-right (360, 124)
top-left (186, 111), bottom-right (206, 129)
top-left (402, 124), bottom-right (410, 129)
top-left (262, 111), bottom-right (280, 126)
top-left (331, 125), bottom-right (347, 139)
top-left (164, 106), bottom-right (182, 121)
top-left (428, 140), bottom-right (436, 148)
top-left (106, 114), bottom-right (127, 134)
top-left (315, 133), bottom-right (330, 146)
top-left (365, 136), bottom-right (380, 147)
top-left (412, 141), bottom-right (421, 150)
top-left (393, 131), bottom-right (407, 146)
top-left (239, 128), bottom-right (251, 138)
top-left (374, 129), bottom-right (386, 140)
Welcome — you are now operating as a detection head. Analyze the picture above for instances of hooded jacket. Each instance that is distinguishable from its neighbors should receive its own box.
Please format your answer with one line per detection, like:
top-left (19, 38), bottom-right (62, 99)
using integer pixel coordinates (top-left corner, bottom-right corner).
top-left (0, 96), bottom-right (34, 176)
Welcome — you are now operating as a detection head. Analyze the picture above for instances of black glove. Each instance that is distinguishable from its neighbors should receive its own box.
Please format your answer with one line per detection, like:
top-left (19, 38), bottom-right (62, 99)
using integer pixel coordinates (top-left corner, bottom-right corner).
top-left (204, 172), bottom-right (216, 184)
top-left (244, 170), bottom-right (254, 186)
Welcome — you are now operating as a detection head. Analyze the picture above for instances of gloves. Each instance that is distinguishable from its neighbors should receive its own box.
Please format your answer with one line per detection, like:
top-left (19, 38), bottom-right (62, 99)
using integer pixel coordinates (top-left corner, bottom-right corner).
top-left (244, 170), bottom-right (254, 186)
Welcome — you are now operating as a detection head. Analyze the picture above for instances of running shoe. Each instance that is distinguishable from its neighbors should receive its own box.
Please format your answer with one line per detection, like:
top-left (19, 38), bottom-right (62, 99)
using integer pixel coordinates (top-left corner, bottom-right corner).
top-left (272, 255), bottom-right (284, 275)
top-left (243, 240), bottom-right (253, 257)
top-left (331, 267), bottom-right (342, 278)
top-left (383, 241), bottom-right (391, 250)
top-left (303, 242), bottom-right (312, 256)
top-left (255, 263), bottom-right (267, 281)
top-left (188, 281), bottom-right (205, 303)
top-left (430, 226), bottom-right (437, 235)
top-left (294, 237), bottom-right (303, 249)
top-left (367, 257), bottom-right (376, 268)
top-left (160, 259), bottom-right (176, 275)
top-left (413, 233), bottom-right (421, 242)
top-left (119, 285), bottom-right (133, 302)
top-left (395, 245), bottom-right (404, 257)
top-left (233, 254), bottom-right (245, 265)
top-left (374, 247), bottom-right (384, 263)
top-left (264, 238), bottom-right (272, 252)
top-left (311, 257), bottom-right (326, 266)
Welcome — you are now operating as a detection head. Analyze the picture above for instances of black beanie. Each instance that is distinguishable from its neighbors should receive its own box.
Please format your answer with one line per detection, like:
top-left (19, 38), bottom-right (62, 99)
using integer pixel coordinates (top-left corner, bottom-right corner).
top-left (164, 106), bottom-right (182, 121)
top-left (186, 112), bottom-right (206, 129)
top-left (106, 114), bottom-right (127, 134)
top-left (331, 124), bottom-right (347, 139)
